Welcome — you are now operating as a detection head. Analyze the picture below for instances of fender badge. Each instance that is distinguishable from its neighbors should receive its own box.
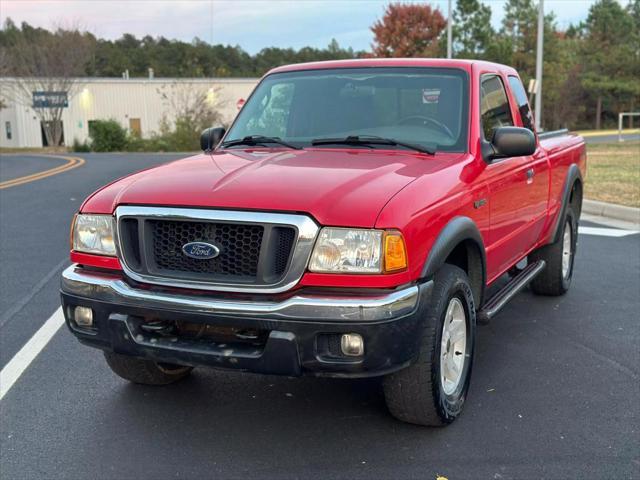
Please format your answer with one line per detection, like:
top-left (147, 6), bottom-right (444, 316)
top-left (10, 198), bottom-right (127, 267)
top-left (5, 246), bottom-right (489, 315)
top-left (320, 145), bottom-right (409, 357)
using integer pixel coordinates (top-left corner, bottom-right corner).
top-left (474, 198), bottom-right (487, 209)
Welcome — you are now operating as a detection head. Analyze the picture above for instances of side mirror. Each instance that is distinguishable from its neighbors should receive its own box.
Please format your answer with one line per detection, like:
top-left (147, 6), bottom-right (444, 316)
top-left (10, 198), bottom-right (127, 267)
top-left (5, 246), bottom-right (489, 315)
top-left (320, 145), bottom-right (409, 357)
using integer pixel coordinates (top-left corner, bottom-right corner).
top-left (200, 127), bottom-right (226, 151)
top-left (483, 126), bottom-right (536, 162)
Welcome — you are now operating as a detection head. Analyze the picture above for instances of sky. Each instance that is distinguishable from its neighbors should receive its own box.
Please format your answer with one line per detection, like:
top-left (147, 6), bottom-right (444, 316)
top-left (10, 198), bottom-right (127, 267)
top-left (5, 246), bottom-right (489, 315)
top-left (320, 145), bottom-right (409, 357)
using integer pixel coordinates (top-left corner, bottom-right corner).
top-left (0, 0), bottom-right (632, 54)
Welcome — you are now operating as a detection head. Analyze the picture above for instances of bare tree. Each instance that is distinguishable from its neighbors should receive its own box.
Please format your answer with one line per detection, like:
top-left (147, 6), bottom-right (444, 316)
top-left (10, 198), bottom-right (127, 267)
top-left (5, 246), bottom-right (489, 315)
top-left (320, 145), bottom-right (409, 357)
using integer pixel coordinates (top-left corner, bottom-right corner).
top-left (156, 82), bottom-right (227, 150)
top-left (1, 23), bottom-right (94, 146)
top-left (157, 82), bottom-right (226, 131)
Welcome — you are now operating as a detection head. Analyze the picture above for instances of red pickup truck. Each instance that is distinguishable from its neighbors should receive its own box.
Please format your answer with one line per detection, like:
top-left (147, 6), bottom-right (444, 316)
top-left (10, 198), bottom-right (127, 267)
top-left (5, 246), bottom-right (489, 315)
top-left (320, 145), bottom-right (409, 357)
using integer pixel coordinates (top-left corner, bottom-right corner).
top-left (61, 59), bottom-right (586, 426)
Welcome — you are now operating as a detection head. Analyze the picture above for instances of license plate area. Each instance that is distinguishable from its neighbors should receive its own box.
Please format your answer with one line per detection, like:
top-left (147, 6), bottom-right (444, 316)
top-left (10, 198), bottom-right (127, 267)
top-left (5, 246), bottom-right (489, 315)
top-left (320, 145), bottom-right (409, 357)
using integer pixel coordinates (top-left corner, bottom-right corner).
top-left (124, 316), bottom-right (269, 358)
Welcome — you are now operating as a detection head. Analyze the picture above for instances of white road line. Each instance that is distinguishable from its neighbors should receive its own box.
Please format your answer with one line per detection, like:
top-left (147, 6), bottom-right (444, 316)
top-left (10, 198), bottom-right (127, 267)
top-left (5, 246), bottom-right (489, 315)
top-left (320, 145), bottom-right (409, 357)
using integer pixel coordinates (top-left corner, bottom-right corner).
top-left (578, 226), bottom-right (639, 238)
top-left (0, 307), bottom-right (65, 401)
top-left (0, 257), bottom-right (68, 329)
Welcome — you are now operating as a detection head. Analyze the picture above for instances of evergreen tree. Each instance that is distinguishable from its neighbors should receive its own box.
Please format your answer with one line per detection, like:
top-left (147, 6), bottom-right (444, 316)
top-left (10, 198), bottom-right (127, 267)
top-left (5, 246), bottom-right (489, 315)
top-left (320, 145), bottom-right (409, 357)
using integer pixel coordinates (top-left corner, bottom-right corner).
top-left (500, 0), bottom-right (539, 78)
top-left (579, 0), bottom-right (639, 128)
top-left (452, 0), bottom-right (494, 59)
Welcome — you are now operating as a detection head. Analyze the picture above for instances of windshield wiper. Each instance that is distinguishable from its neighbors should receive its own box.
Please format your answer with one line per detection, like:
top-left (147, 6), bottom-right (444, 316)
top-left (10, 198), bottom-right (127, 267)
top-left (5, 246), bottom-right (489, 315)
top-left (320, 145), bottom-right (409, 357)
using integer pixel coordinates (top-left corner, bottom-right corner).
top-left (311, 135), bottom-right (435, 155)
top-left (220, 135), bottom-right (302, 150)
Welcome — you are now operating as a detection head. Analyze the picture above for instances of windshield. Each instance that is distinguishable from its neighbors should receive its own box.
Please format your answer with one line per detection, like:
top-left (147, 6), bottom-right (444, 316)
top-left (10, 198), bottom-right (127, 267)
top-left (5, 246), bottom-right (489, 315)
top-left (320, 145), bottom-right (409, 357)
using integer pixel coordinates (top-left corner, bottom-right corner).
top-left (225, 67), bottom-right (469, 152)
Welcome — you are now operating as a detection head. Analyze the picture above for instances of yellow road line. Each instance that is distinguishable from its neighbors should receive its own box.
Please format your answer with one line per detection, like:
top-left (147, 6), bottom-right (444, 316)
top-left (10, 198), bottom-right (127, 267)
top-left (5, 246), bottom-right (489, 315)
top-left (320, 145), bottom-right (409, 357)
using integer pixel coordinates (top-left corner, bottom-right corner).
top-left (0, 154), bottom-right (86, 190)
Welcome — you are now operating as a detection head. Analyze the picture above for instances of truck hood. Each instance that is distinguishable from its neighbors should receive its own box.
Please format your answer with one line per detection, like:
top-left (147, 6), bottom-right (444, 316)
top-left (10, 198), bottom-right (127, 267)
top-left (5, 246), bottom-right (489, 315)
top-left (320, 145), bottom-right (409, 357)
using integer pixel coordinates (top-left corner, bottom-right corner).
top-left (82, 148), bottom-right (463, 227)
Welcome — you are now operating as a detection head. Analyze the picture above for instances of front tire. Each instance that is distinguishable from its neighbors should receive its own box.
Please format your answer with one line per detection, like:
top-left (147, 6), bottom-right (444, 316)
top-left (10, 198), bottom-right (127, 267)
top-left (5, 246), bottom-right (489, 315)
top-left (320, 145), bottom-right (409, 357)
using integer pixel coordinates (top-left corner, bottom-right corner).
top-left (383, 265), bottom-right (476, 426)
top-left (104, 352), bottom-right (193, 385)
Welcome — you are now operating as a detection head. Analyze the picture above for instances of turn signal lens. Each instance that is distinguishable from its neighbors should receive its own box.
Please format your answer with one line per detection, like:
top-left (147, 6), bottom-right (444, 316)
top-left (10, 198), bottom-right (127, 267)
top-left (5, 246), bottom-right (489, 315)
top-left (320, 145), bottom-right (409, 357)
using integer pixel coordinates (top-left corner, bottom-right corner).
top-left (384, 232), bottom-right (407, 273)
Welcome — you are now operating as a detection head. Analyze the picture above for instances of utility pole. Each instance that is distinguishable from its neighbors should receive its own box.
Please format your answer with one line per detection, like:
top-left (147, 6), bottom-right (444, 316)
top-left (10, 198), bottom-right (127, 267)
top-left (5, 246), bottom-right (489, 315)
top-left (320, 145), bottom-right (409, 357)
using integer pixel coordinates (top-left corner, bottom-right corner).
top-left (534, 0), bottom-right (544, 131)
top-left (447, 0), bottom-right (453, 59)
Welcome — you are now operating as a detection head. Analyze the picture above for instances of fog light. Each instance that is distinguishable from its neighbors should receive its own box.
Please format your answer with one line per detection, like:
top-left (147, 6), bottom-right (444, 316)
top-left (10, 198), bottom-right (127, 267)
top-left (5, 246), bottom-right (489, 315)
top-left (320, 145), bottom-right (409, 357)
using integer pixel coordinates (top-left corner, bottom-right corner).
top-left (74, 306), bottom-right (94, 327)
top-left (341, 333), bottom-right (364, 356)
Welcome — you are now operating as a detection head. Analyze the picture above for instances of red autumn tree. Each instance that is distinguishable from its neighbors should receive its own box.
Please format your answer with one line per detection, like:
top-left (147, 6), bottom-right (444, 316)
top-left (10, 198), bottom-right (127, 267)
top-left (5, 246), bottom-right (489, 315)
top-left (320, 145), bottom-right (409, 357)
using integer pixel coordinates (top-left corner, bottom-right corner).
top-left (371, 3), bottom-right (447, 57)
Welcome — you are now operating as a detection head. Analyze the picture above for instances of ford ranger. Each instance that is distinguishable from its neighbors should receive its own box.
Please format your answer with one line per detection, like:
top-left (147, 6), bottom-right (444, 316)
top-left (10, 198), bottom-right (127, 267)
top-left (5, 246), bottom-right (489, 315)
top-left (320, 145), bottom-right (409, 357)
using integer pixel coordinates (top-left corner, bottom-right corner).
top-left (61, 59), bottom-right (586, 426)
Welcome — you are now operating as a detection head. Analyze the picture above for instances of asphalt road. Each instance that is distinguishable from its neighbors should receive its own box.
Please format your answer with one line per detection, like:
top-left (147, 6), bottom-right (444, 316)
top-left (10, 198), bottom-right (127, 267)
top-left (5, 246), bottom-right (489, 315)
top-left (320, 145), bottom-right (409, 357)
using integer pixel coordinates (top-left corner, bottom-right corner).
top-left (0, 153), bottom-right (639, 480)
top-left (0, 154), bottom-right (69, 183)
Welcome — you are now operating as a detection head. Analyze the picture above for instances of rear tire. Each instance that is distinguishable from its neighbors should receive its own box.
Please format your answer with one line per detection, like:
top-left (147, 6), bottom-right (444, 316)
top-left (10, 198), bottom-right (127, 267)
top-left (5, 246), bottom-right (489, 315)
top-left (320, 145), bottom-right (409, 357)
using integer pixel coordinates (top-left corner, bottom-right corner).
top-left (383, 264), bottom-right (476, 426)
top-left (104, 352), bottom-right (193, 385)
top-left (529, 207), bottom-right (577, 296)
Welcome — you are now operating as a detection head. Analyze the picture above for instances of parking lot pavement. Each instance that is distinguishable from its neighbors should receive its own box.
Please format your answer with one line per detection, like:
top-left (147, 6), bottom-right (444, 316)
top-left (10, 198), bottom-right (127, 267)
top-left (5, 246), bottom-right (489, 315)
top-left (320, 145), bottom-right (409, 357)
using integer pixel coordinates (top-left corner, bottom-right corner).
top-left (0, 153), bottom-right (186, 367)
top-left (1, 153), bottom-right (639, 480)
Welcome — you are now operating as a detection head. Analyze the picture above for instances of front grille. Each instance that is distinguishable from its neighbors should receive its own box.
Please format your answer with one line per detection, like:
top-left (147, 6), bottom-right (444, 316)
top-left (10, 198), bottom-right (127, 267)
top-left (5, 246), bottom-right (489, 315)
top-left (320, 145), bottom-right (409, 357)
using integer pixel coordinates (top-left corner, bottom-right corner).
top-left (274, 227), bottom-right (296, 276)
top-left (118, 216), bottom-right (298, 286)
top-left (150, 220), bottom-right (264, 278)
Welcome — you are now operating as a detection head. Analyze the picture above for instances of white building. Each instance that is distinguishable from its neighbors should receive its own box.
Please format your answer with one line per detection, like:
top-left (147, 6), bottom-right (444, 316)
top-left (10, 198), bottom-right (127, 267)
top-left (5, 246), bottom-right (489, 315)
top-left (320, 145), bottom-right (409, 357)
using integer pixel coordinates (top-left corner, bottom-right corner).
top-left (0, 77), bottom-right (259, 148)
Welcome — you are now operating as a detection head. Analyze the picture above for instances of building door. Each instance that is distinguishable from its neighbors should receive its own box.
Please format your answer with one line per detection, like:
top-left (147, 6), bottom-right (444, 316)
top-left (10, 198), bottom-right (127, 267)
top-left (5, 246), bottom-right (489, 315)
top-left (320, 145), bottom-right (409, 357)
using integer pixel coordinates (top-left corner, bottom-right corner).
top-left (129, 118), bottom-right (141, 137)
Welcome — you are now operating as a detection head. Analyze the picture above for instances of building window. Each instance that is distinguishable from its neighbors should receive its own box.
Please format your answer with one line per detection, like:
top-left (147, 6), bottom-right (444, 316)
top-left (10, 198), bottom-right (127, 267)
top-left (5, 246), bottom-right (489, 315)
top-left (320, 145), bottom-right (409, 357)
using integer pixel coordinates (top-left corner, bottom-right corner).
top-left (88, 120), bottom-right (98, 138)
top-left (5, 121), bottom-right (12, 140)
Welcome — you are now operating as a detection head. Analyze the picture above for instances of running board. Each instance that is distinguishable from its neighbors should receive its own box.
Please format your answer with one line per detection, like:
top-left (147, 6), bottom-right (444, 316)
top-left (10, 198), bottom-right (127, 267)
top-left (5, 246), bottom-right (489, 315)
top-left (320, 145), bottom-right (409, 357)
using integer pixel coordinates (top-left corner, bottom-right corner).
top-left (477, 260), bottom-right (546, 325)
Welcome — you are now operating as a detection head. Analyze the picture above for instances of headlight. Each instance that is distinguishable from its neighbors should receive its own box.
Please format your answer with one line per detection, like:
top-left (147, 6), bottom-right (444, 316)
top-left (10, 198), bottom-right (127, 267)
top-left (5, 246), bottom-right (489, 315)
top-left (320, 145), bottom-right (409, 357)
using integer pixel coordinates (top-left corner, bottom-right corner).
top-left (72, 214), bottom-right (116, 256)
top-left (309, 228), bottom-right (407, 274)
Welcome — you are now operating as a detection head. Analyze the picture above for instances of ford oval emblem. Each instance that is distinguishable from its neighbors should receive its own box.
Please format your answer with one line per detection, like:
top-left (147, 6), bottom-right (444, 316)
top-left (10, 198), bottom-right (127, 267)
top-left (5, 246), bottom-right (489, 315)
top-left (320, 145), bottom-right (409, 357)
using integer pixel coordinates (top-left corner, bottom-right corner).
top-left (182, 241), bottom-right (220, 260)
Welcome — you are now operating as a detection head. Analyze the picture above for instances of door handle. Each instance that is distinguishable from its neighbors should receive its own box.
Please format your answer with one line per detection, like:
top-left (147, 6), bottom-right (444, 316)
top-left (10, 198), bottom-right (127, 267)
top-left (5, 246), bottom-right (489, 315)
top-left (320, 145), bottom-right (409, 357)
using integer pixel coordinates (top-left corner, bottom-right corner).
top-left (526, 168), bottom-right (535, 184)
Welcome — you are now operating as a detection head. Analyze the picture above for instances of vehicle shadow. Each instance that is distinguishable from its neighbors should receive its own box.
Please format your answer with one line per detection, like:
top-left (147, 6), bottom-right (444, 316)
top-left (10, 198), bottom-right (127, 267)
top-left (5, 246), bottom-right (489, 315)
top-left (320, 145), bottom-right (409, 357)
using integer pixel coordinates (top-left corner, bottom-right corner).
top-left (108, 277), bottom-right (519, 440)
top-left (88, 323), bottom-right (513, 476)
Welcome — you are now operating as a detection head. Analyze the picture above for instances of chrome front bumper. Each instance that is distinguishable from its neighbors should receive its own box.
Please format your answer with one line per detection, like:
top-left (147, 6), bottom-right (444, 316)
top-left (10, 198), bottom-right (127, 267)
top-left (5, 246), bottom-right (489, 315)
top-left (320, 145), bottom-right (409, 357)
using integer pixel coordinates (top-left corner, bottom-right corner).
top-left (61, 265), bottom-right (421, 322)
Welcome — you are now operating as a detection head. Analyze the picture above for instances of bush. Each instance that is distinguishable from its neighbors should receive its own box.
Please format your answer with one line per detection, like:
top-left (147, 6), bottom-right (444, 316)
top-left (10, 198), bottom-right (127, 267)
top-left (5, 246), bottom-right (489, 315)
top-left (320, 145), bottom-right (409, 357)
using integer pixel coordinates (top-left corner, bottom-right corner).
top-left (124, 135), bottom-right (171, 152)
top-left (88, 119), bottom-right (128, 152)
top-left (164, 117), bottom-right (202, 152)
top-left (81, 117), bottom-right (216, 153)
top-left (71, 138), bottom-right (91, 152)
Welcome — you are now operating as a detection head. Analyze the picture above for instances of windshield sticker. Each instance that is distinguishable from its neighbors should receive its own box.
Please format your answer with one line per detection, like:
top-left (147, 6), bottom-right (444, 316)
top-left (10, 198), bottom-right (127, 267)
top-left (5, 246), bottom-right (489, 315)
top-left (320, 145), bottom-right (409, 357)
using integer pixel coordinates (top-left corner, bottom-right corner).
top-left (422, 89), bottom-right (441, 104)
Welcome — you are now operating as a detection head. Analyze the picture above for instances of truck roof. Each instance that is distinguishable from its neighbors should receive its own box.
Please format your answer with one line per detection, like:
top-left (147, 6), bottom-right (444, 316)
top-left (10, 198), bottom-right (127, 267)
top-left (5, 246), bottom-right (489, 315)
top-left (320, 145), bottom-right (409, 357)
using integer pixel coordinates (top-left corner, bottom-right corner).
top-left (267, 58), bottom-right (518, 76)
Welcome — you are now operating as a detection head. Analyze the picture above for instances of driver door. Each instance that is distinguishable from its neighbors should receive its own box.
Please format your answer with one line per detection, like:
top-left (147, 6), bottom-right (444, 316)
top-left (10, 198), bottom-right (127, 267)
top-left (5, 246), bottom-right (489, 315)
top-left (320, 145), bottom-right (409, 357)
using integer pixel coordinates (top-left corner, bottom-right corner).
top-left (480, 74), bottom-right (537, 279)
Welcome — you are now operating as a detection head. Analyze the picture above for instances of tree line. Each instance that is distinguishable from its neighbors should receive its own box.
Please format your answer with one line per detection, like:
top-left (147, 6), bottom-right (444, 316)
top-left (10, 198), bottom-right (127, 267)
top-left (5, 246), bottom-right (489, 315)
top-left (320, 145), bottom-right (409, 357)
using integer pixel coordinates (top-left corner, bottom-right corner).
top-left (1, 0), bottom-right (638, 131)
top-left (370, 0), bottom-right (639, 130)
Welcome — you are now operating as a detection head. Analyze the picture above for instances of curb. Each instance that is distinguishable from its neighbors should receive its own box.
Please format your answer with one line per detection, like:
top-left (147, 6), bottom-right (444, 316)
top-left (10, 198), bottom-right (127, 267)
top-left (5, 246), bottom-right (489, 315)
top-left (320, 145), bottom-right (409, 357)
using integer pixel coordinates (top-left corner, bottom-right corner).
top-left (583, 199), bottom-right (640, 223)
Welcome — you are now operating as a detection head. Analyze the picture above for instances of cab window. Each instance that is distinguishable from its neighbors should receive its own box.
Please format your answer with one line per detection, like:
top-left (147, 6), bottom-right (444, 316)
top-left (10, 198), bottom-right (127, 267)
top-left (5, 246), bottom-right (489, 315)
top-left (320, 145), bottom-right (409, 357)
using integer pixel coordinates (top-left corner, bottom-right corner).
top-left (508, 76), bottom-right (535, 132)
top-left (480, 75), bottom-right (513, 140)
top-left (227, 67), bottom-right (470, 152)
top-left (244, 82), bottom-right (295, 138)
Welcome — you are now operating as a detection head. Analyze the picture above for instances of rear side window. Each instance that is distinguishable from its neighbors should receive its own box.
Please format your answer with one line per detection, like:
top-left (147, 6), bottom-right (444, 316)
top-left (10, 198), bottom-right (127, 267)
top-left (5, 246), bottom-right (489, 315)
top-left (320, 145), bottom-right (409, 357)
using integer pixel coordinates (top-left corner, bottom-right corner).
top-left (508, 76), bottom-right (535, 132)
top-left (480, 75), bottom-right (513, 140)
